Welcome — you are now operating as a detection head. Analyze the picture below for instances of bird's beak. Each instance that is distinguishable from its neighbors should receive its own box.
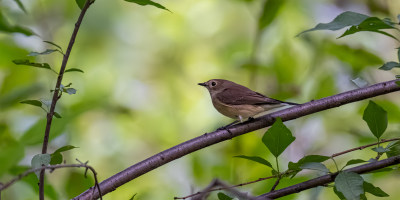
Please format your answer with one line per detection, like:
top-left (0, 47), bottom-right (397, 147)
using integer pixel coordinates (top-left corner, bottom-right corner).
top-left (198, 82), bottom-right (207, 87)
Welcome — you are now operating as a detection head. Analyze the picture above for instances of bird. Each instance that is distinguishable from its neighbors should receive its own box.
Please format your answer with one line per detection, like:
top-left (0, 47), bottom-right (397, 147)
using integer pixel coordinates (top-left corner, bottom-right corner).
top-left (198, 79), bottom-right (298, 124)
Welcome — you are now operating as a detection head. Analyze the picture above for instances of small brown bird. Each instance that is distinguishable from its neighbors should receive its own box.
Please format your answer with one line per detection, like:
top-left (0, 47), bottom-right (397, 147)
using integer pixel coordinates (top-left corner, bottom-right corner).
top-left (199, 79), bottom-right (298, 123)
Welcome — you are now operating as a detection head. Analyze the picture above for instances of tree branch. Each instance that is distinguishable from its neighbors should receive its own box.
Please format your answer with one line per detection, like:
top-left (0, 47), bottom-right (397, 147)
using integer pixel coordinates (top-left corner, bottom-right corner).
top-left (0, 163), bottom-right (102, 200)
top-left (39, 0), bottom-right (94, 199)
top-left (254, 155), bottom-right (400, 199)
top-left (74, 79), bottom-right (400, 200)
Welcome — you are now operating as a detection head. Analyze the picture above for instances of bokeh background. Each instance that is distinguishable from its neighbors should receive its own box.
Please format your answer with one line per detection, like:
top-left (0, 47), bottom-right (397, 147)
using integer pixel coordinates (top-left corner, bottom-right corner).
top-left (1, 0), bottom-right (400, 199)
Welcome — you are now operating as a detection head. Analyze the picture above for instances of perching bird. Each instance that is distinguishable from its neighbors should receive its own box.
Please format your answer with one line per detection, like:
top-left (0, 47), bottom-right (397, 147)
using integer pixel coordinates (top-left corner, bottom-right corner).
top-left (199, 79), bottom-right (298, 123)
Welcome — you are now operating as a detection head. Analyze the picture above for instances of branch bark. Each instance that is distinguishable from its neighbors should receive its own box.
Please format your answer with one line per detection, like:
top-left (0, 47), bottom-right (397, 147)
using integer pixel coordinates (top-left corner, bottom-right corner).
top-left (255, 155), bottom-right (400, 199)
top-left (74, 79), bottom-right (400, 200)
top-left (39, 0), bottom-right (94, 199)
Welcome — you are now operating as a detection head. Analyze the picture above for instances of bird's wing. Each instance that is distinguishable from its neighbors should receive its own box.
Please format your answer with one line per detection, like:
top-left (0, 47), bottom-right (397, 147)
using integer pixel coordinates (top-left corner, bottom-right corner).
top-left (216, 88), bottom-right (284, 105)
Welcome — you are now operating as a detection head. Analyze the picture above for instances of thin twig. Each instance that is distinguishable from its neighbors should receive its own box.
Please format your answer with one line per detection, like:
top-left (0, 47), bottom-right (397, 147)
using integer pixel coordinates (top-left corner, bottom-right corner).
top-left (255, 155), bottom-right (400, 199)
top-left (75, 79), bottom-right (400, 200)
top-left (0, 163), bottom-right (102, 200)
top-left (38, 0), bottom-right (94, 199)
top-left (331, 138), bottom-right (400, 158)
top-left (269, 176), bottom-right (281, 192)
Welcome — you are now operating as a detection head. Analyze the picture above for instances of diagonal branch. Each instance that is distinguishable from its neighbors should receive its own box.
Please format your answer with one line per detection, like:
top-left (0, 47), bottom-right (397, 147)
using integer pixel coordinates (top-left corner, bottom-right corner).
top-left (255, 155), bottom-right (400, 199)
top-left (74, 79), bottom-right (400, 200)
top-left (39, 0), bottom-right (94, 199)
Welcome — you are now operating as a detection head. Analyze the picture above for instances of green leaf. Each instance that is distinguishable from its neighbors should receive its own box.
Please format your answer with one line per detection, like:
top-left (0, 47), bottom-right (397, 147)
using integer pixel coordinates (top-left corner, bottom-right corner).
top-left (258, 0), bottom-right (286, 30)
top-left (363, 181), bottom-right (389, 197)
top-left (262, 118), bottom-right (295, 158)
top-left (75, 0), bottom-right (86, 10)
top-left (0, 10), bottom-right (33, 35)
top-left (339, 17), bottom-right (398, 40)
top-left (31, 154), bottom-right (51, 178)
top-left (50, 152), bottom-right (63, 165)
top-left (28, 49), bottom-right (58, 56)
top-left (363, 101), bottom-right (387, 139)
top-left (43, 41), bottom-right (62, 51)
top-left (54, 112), bottom-right (62, 118)
top-left (288, 155), bottom-right (330, 171)
top-left (14, 0), bottom-right (27, 13)
top-left (386, 141), bottom-right (400, 158)
top-left (299, 162), bottom-right (329, 173)
top-left (297, 11), bottom-right (369, 36)
top-left (20, 118), bottom-right (67, 145)
top-left (379, 61), bottom-right (400, 71)
top-left (65, 88), bottom-right (77, 95)
top-left (343, 159), bottom-right (367, 168)
top-left (217, 192), bottom-right (233, 200)
top-left (125, 0), bottom-right (170, 12)
top-left (129, 194), bottom-right (137, 200)
top-left (12, 59), bottom-right (52, 70)
top-left (372, 146), bottom-right (388, 153)
top-left (65, 171), bottom-right (94, 198)
top-left (50, 145), bottom-right (77, 165)
top-left (234, 155), bottom-right (273, 168)
top-left (335, 171), bottom-right (364, 200)
top-left (54, 145), bottom-right (78, 154)
top-left (397, 47), bottom-right (400, 62)
top-left (20, 99), bottom-right (42, 107)
top-left (333, 186), bottom-right (346, 200)
top-left (65, 68), bottom-right (84, 73)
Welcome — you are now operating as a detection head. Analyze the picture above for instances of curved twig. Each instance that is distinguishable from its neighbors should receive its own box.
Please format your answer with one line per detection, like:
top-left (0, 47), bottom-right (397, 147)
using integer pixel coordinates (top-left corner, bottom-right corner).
top-left (74, 79), bottom-right (400, 200)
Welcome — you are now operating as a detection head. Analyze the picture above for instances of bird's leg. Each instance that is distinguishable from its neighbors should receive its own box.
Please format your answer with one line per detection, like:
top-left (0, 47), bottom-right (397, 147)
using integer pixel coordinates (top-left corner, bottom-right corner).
top-left (217, 120), bottom-right (239, 131)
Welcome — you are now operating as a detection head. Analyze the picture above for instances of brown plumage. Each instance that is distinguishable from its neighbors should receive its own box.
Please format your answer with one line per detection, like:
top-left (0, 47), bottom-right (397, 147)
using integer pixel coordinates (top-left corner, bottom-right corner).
top-left (199, 79), bottom-right (298, 122)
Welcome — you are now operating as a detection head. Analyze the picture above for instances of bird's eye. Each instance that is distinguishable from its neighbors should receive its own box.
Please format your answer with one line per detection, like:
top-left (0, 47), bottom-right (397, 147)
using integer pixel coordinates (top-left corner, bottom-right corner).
top-left (211, 81), bottom-right (217, 87)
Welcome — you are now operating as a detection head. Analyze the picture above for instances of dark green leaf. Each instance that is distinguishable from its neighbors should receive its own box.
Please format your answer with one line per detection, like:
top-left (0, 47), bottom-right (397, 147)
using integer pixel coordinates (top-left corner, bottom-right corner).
top-left (258, 0), bottom-right (286, 30)
top-left (297, 11), bottom-right (369, 36)
top-left (0, 10), bottom-right (33, 35)
top-left (363, 181), bottom-right (389, 197)
top-left (31, 154), bottom-right (51, 178)
top-left (12, 59), bottom-right (52, 70)
top-left (343, 159), bottom-right (366, 168)
top-left (75, 0), bottom-right (86, 10)
top-left (363, 101), bottom-right (387, 139)
top-left (234, 155), bottom-right (273, 168)
top-left (14, 0), bottom-right (27, 13)
top-left (28, 49), bottom-right (58, 56)
top-left (20, 118), bottom-right (67, 145)
top-left (335, 171), bottom-right (364, 200)
top-left (397, 81), bottom-right (400, 86)
top-left (386, 141), bottom-right (400, 158)
top-left (288, 155), bottom-right (330, 171)
top-left (262, 118), bottom-right (295, 158)
top-left (379, 61), bottom-right (400, 71)
top-left (50, 152), bottom-right (63, 165)
top-left (217, 192), bottom-right (233, 200)
top-left (339, 17), bottom-right (397, 40)
top-left (65, 68), bottom-right (84, 73)
top-left (54, 145), bottom-right (78, 154)
top-left (299, 162), bottom-right (329, 173)
top-left (333, 186), bottom-right (346, 200)
top-left (54, 112), bottom-right (62, 118)
top-left (43, 41), bottom-right (62, 51)
top-left (125, 0), bottom-right (170, 12)
top-left (398, 47), bottom-right (400, 62)
top-left (372, 146), bottom-right (388, 153)
top-left (20, 99), bottom-right (42, 107)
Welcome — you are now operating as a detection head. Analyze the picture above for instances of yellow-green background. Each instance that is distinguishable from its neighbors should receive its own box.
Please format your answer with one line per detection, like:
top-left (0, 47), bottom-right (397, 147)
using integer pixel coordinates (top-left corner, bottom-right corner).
top-left (1, 0), bottom-right (400, 199)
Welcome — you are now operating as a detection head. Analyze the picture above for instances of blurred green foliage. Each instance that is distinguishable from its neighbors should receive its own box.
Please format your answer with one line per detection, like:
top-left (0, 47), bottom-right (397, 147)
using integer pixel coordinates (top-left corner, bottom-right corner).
top-left (0, 0), bottom-right (400, 199)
